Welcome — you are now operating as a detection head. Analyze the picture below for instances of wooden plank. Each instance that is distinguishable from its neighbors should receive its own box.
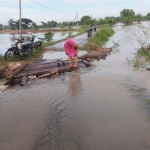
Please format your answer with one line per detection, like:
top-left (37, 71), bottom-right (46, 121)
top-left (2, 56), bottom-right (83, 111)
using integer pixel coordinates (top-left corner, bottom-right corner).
top-left (22, 61), bottom-right (83, 73)
top-left (6, 63), bottom-right (28, 80)
top-left (20, 76), bottom-right (28, 86)
top-left (6, 63), bottom-right (28, 86)
top-left (82, 60), bottom-right (91, 67)
top-left (15, 68), bottom-right (59, 79)
top-left (50, 68), bottom-right (59, 74)
top-left (23, 62), bottom-right (67, 71)
top-left (37, 73), bottom-right (51, 78)
top-left (27, 59), bottom-right (83, 68)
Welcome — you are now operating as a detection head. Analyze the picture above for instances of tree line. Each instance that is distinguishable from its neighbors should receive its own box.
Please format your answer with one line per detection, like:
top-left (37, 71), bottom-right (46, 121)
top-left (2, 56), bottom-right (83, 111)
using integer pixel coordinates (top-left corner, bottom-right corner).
top-left (0, 9), bottom-right (150, 31)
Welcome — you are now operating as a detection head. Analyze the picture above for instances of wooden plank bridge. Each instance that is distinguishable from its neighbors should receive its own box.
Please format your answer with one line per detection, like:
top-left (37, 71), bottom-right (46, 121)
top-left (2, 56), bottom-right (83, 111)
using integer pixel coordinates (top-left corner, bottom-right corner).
top-left (5, 48), bottom-right (112, 86)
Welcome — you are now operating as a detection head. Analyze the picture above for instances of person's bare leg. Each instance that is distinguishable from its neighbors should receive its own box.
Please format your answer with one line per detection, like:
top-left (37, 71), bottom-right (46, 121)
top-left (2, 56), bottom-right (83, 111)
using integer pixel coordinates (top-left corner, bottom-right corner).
top-left (73, 49), bottom-right (79, 67)
top-left (69, 56), bottom-right (73, 67)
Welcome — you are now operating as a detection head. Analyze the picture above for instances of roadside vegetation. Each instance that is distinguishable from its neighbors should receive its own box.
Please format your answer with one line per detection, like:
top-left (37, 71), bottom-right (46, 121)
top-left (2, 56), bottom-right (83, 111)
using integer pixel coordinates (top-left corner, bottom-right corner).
top-left (1, 8), bottom-right (150, 65)
top-left (86, 26), bottom-right (114, 50)
top-left (125, 23), bottom-right (150, 68)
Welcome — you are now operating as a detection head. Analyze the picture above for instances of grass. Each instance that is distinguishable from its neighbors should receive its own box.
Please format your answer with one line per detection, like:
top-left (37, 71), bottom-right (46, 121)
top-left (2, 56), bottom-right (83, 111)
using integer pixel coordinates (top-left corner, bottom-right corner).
top-left (132, 48), bottom-right (150, 68)
top-left (0, 55), bottom-right (4, 61)
top-left (86, 26), bottom-right (114, 50)
top-left (0, 55), bottom-right (6, 67)
top-left (136, 48), bottom-right (150, 60)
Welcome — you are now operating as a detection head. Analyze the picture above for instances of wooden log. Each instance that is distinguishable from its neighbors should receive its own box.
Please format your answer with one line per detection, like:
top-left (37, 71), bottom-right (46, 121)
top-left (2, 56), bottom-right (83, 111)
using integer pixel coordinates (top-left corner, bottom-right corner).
top-left (6, 63), bottom-right (28, 86)
top-left (4, 80), bottom-right (10, 85)
top-left (15, 68), bottom-right (59, 79)
top-left (86, 58), bottom-right (90, 62)
top-left (6, 63), bottom-right (28, 80)
top-left (22, 61), bottom-right (84, 73)
top-left (82, 60), bottom-right (91, 67)
top-left (37, 73), bottom-right (51, 78)
top-left (20, 76), bottom-right (28, 86)
top-left (50, 68), bottom-right (59, 74)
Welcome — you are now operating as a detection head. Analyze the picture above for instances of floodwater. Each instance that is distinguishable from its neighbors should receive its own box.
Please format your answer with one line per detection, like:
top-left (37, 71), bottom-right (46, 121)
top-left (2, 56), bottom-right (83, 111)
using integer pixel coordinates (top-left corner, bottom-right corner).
top-left (1, 23), bottom-right (150, 150)
top-left (0, 31), bottom-right (77, 56)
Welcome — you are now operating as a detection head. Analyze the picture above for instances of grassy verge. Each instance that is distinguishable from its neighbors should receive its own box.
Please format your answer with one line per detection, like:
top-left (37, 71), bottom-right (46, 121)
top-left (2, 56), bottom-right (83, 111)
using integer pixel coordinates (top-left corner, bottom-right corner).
top-left (86, 26), bottom-right (114, 50)
top-left (0, 55), bottom-right (6, 67)
top-left (132, 48), bottom-right (150, 68)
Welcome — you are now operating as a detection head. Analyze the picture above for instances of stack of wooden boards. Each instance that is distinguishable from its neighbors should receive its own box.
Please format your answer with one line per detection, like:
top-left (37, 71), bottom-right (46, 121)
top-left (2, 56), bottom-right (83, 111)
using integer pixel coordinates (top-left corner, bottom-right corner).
top-left (5, 59), bottom-right (90, 86)
top-left (5, 48), bottom-right (112, 86)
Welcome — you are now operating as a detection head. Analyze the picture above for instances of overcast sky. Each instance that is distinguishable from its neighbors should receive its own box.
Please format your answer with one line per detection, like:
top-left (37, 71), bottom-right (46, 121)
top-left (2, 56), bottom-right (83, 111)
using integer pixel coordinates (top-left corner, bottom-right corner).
top-left (0, 0), bottom-right (150, 25)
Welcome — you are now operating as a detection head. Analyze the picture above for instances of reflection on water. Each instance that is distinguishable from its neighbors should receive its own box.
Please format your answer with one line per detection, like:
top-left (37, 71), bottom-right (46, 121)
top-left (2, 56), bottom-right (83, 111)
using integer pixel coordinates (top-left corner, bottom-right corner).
top-left (67, 71), bottom-right (82, 99)
top-left (43, 50), bottom-right (87, 60)
top-left (1, 22), bottom-right (150, 150)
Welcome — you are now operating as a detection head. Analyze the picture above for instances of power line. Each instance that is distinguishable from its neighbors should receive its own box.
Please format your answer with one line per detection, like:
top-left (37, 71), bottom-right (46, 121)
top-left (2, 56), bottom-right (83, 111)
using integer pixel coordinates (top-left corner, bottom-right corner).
top-left (30, 0), bottom-right (76, 14)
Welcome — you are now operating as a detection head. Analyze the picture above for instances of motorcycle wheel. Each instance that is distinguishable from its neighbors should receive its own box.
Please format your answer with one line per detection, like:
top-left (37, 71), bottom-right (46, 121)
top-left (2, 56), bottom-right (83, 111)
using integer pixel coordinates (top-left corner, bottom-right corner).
top-left (4, 50), bottom-right (14, 60)
top-left (38, 42), bottom-right (42, 47)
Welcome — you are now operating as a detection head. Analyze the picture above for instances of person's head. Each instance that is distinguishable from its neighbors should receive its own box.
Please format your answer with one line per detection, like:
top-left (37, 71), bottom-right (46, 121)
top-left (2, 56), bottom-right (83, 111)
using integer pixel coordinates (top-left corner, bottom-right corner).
top-left (64, 38), bottom-right (75, 50)
top-left (67, 41), bottom-right (72, 47)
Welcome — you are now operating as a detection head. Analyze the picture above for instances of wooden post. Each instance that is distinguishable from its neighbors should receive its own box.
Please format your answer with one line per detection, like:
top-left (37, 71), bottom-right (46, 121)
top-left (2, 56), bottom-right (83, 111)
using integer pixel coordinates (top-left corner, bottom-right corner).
top-left (82, 60), bottom-right (91, 67)
top-left (20, 76), bottom-right (28, 86)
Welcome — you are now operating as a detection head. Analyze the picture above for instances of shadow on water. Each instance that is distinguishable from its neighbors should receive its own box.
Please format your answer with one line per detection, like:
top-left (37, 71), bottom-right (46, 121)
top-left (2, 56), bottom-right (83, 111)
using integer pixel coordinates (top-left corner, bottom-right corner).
top-left (1, 22), bottom-right (150, 150)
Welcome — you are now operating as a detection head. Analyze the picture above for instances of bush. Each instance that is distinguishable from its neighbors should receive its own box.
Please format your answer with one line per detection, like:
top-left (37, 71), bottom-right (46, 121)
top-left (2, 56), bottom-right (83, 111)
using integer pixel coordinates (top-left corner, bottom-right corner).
top-left (44, 31), bottom-right (54, 41)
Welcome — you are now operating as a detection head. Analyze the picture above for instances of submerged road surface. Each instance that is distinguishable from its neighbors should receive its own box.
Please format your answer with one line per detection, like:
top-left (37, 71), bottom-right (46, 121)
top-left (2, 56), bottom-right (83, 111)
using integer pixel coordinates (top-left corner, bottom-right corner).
top-left (1, 24), bottom-right (150, 150)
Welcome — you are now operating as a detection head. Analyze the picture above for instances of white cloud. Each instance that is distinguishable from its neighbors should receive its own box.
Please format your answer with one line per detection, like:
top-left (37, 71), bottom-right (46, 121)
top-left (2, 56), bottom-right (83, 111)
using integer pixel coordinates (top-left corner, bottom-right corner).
top-left (136, 0), bottom-right (150, 4)
top-left (0, 0), bottom-right (150, 25)
top-left (62, 0), bottom-right (132, 4)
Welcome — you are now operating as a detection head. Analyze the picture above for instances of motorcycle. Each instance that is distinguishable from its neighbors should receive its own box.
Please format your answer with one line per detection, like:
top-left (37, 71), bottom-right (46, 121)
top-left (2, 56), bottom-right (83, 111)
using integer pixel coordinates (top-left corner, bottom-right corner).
top-left (4, 36), bottom-right (34, 60)
top-left (30, 33), bottom-right (43, 48)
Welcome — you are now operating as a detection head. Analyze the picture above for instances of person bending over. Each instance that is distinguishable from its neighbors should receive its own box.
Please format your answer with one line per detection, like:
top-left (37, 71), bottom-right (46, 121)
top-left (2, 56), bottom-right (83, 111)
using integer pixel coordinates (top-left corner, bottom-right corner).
top-left (64, 38), bottom-right (79, 68)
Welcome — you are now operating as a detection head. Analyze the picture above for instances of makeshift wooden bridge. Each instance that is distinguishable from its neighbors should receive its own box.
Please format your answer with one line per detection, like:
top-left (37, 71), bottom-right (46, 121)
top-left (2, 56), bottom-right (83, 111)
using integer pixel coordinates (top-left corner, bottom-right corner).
top-left (5, 48), bottom-right (112, 86)
top-left (5, 59), bottom-right (90, 86)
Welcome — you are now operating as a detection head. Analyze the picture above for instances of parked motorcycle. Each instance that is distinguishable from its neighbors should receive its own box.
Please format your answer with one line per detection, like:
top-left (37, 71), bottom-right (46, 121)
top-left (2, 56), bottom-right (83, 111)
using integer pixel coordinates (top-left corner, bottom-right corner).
top-left (30, 33), bottom-right (43, 48)
top-left (4, 36), bottom-right (34, 60)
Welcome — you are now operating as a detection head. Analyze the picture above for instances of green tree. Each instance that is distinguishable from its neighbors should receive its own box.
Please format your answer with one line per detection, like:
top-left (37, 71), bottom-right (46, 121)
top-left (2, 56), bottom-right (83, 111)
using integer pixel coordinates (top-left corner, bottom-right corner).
top-left (15, 18), bottom-right (33, 30)
top-left (32, 22), bottom-right (38, 30)
top-left (80, 15), bottom-right (91, 25)
top-left (44, 31), bottom-right (54, 41)
top-left (8, 19), bottom-right (16, 30)
top-left (105, 17), bottom-right (116, 26)
top-left (135, 13), bottom-right (143, 23)
top-left (41, 21), bottom-right (47, 28)
top-left (0, 24), bottom-right (3, 30)
top-left (81, 15), bottom-right (96, 26)
top-left (146, 13), bottom-right (150, 20)
top-left (120, 9), bottom-right (135, 25)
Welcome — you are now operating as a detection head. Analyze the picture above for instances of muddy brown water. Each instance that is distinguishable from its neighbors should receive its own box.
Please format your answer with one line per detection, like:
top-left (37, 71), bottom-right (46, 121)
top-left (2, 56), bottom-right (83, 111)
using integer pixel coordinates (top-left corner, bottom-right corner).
top-left (1, 23), bottom-right (150, 150)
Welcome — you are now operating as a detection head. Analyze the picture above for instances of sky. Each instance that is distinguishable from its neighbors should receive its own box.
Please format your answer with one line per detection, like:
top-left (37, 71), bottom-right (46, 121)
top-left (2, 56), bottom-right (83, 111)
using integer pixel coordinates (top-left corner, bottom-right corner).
top-left (0, 0), bottom-right (150, 25)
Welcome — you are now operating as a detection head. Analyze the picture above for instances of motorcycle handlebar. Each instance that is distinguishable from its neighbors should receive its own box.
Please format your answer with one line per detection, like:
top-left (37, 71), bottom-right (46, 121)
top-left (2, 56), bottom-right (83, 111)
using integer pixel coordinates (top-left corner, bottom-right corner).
top-left (15, 38), bottom-right (24, 43)
top-left (38, 37), bottom-right (43, 40)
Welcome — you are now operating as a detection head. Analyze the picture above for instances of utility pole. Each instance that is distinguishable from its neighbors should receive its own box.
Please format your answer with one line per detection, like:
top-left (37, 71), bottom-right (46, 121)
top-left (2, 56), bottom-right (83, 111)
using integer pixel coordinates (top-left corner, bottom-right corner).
top-left (77, 12), bottom-right (78, 28)
top-left (19, 0), bottom-right (22, 49)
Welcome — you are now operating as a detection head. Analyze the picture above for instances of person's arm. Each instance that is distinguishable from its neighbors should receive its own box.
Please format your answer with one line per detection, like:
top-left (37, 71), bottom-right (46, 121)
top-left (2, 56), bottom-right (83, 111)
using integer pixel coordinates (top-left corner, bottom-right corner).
top-left (64, 44), bottom-right (68, 55)
top-left (74, 43), bottom-right (79, 56)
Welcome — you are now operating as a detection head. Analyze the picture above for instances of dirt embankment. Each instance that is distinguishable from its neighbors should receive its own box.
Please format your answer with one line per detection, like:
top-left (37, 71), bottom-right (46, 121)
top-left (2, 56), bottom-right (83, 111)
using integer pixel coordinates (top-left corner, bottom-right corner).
top-left (0, 62), bottom-right (27, 79)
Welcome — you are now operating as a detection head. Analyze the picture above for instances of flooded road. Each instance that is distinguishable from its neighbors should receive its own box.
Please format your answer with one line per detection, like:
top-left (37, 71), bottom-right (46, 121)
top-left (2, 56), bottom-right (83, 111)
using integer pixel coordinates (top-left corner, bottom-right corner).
top-left (1, 23), bottom-right (150, 150)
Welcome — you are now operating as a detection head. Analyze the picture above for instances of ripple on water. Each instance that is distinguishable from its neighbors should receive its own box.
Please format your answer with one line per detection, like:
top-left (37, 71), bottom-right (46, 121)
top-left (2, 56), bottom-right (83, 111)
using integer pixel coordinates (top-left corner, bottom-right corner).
top-left (1, 22), bottom-right (150, 150)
